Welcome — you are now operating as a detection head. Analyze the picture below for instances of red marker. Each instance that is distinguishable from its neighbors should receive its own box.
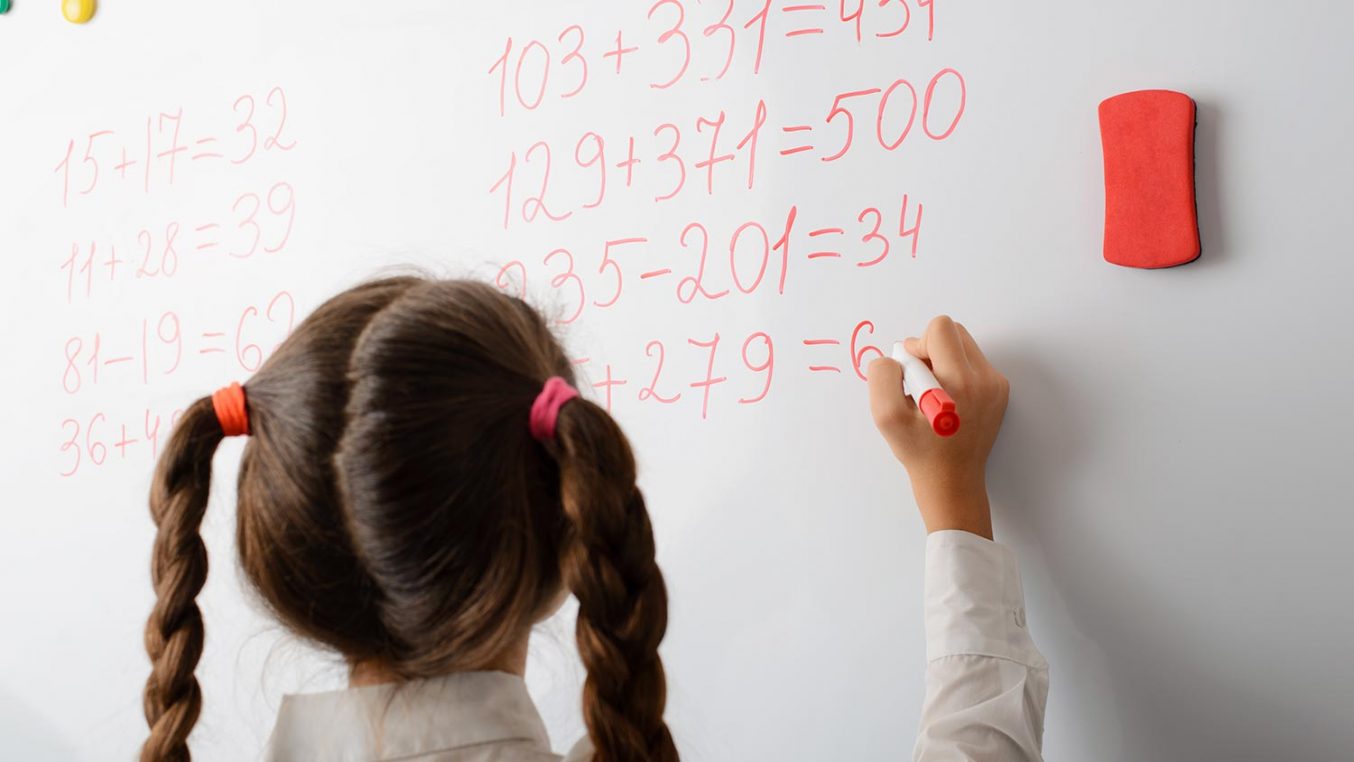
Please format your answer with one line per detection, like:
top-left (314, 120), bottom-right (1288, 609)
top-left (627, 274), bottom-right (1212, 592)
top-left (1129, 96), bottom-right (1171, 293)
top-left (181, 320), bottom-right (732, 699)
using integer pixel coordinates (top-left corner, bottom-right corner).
top-left (891, 341), bottom-right (960, 437)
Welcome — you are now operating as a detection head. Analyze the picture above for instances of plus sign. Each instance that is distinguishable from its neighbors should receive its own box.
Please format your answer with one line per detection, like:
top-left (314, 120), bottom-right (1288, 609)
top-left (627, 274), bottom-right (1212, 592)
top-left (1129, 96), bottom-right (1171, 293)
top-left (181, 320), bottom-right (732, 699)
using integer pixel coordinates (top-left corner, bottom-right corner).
top-left (591, 364), bottom-right (629, 411)
top-left (615, 136), bottom-right (640, 187)
top-left (602, 30), bottom-right (638, 74)
top-left (114, 146), bottom-right (137, 179)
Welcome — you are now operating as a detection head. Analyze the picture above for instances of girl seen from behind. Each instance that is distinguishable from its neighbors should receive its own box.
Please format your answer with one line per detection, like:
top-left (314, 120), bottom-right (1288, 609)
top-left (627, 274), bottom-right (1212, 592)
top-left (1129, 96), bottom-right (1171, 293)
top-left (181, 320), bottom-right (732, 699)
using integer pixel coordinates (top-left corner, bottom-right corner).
top-left (141, 277), bottom-right (673, 762)
top-left (139, 275), bottom-right (1047, 761)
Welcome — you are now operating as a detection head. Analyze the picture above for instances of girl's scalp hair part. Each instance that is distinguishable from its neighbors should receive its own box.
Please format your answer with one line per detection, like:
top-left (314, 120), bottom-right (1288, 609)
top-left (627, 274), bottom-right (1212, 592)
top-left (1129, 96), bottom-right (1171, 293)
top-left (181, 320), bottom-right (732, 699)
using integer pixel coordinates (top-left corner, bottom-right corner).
top-left (140, 274), bottom-right (677, 762)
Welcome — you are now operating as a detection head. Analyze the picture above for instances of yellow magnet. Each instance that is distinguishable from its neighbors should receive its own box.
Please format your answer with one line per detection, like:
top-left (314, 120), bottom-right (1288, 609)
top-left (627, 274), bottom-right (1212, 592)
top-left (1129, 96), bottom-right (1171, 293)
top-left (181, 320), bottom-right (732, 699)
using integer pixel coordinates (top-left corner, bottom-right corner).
top-left (62, 0), bottom-right (95, 23)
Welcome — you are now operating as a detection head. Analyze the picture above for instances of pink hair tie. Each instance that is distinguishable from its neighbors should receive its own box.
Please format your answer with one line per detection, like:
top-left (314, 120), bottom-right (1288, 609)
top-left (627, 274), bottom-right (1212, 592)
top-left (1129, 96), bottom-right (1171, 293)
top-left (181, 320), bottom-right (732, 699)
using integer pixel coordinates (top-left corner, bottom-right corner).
top-left (212, 381), bottom-right (250, 437)
top-left (529, 376), bottom-right (579, 441)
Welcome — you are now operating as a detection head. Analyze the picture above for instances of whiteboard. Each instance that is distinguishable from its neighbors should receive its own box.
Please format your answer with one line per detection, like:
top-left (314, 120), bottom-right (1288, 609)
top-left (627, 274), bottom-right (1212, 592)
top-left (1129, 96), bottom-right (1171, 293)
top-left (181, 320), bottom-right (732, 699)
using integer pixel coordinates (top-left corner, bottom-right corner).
top-left (2, 2), bottom-right (1352, 760)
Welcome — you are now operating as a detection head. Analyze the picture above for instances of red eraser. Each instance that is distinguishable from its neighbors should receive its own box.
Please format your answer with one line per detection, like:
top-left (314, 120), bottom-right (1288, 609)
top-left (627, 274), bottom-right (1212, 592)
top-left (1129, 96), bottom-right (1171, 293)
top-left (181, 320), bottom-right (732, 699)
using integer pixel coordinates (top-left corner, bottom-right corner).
top-left (1098, 90), bottom-right (1200, 268)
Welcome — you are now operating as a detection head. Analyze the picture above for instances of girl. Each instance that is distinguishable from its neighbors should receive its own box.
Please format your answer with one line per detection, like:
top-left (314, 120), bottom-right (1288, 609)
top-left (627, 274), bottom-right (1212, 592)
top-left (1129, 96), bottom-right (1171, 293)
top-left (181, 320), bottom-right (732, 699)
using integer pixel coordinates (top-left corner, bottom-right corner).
top-left (140, 276), bottom-right (1047, 761)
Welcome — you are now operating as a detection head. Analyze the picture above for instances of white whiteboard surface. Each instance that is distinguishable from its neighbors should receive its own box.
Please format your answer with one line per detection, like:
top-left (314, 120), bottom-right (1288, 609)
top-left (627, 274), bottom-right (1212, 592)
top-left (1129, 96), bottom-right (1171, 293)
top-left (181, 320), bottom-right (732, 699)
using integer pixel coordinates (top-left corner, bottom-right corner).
top-left (3, 2), bottom-right (1352, 760)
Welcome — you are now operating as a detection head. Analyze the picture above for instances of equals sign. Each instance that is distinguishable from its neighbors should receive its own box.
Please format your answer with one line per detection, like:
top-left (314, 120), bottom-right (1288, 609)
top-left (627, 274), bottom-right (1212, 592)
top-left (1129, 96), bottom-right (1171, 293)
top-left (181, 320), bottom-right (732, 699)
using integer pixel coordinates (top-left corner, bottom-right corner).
top-left (195, 223), bottom-right (220, 252)
top-left (782, 4), bottom-right (826, 37)
top-left (803, 338), bottom-right (842, 373)
top-left (780, 125), bottom-right (814, 156)
top-left (192, 137), bottom-right (224, 161)
top-left (807, 227), bottom-right (843, 259)
top-left (199, 331), bottom-right (227, 355)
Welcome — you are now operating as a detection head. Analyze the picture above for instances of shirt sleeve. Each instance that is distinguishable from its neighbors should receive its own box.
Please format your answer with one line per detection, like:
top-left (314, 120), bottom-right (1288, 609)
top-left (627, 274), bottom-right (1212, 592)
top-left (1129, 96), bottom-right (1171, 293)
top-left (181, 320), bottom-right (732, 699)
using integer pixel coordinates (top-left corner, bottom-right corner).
top-left (913, 530), bottom-right (1049, 762)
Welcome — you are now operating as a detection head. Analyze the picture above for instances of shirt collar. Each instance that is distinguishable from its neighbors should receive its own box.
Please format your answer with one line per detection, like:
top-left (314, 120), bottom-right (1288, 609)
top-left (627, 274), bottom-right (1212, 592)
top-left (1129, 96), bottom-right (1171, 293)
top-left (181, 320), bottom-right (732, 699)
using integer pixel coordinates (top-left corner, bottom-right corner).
top-left (265, 670), bottom-right (553, 761)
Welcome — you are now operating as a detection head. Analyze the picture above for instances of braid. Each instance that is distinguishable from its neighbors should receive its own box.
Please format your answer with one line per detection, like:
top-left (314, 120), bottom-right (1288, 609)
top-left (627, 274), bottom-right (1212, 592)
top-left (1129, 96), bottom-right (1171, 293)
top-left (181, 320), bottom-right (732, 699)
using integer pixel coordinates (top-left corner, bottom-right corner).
top-left (555, 400), bottom-right (678, 762)
top-left (141, 397), bottom-right (225, 762)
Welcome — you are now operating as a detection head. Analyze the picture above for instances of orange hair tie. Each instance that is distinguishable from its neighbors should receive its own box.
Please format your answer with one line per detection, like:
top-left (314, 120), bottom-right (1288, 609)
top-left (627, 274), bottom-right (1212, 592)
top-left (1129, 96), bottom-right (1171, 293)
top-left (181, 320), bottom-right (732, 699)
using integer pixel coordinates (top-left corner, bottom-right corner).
top-left (212, 382), bottom-right (250, 437)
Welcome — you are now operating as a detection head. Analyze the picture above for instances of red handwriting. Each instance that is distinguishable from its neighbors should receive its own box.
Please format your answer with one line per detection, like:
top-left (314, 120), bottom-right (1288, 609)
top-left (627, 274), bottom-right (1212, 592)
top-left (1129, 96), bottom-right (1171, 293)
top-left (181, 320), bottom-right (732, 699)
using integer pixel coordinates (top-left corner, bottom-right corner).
top-left (489, 100), bottom-right (770, 228)
top-left (54, 88), bottom-right (295, 207)
top-left (58, 291), bottom-right (295, 394)
top-left (840, 0), bottom-right (937, 42)
top-left (58, 182), bottom-right (297, 303)
top-left (495, 194), bottom-right (918, 319)
top-left (779, 68), bottom-right (966, 162)
top-left (491, 34), bottom-right (585, 116)
top-left (57, 405), bottom-right (187, 478)
top-left (50, 0), bottom-right (973, 481)
top-left (487, 3), bottom-right (937, 119)
top-left (51, 85), bottom-right (302, 481)
top-left (564, 319), bottom-right (884, 419)
top-left (649, 0), bottom-right (693, 89)
top-left (487, 70), bottom-right (955, 228)
top-left (639, 340), bottom-right (683, 403)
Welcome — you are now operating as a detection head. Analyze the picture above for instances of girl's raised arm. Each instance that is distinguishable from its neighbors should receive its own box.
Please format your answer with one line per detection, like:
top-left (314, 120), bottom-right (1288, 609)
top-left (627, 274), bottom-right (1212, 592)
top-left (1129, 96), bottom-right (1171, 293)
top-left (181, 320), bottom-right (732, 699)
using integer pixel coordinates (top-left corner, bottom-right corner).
top-left (868, 315), bottom-right (1049, 761)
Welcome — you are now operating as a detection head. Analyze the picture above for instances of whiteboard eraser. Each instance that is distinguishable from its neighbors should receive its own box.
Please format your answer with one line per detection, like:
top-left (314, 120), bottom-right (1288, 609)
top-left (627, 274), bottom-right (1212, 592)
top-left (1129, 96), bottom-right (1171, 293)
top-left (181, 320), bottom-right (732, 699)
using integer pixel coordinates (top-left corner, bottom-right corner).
top-left (1098, 90), bottom-right (1200, 269)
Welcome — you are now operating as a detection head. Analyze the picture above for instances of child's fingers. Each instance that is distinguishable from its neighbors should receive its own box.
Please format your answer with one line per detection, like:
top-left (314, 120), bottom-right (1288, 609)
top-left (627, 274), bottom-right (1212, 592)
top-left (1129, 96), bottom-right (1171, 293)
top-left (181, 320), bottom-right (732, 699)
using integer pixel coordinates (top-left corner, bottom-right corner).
top-left (867, 356), bottom-right (919, 434)
top-left (914, 315), bottom-right (970, 376)
top-left (904, 337), bottom-right (937, 377)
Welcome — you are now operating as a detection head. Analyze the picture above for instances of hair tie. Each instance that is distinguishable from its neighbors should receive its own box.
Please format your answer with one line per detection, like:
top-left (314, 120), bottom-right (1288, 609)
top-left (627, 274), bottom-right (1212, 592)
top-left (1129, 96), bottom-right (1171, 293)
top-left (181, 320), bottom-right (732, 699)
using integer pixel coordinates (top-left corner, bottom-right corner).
top-left (529, 376), bottom-right (579, 441)
top-left (212, 382), bottom-right (250, 437)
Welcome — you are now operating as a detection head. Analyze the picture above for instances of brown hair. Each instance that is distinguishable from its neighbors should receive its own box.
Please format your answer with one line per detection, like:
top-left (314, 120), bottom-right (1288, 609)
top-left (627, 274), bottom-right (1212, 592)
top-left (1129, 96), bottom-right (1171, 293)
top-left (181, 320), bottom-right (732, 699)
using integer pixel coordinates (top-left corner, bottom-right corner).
top-left (140, 277), bottom-right (676, 762)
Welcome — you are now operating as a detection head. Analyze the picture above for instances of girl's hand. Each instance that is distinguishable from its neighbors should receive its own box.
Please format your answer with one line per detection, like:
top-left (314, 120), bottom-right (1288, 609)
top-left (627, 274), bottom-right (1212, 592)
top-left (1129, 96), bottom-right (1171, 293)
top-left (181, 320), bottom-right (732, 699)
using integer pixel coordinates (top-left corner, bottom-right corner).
top-left (866, 315), bottom-right (1009, 540)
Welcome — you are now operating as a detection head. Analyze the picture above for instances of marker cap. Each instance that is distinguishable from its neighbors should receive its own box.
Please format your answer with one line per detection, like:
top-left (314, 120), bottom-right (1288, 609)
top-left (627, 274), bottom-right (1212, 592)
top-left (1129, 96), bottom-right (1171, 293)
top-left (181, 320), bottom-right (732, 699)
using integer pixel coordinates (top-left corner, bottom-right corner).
top-left (918, 388), bottom-right (960, 437)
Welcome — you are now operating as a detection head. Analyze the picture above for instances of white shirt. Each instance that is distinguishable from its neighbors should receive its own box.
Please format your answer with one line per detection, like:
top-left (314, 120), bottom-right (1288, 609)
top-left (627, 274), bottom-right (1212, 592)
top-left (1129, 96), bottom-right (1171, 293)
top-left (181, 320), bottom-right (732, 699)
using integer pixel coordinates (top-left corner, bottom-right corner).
top-left (263, 530), bottom-right (1047, 761)
top-left (263, 671), bottom-right (593, 762)
top-left (916, 530), bottom-right (1049, 761)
